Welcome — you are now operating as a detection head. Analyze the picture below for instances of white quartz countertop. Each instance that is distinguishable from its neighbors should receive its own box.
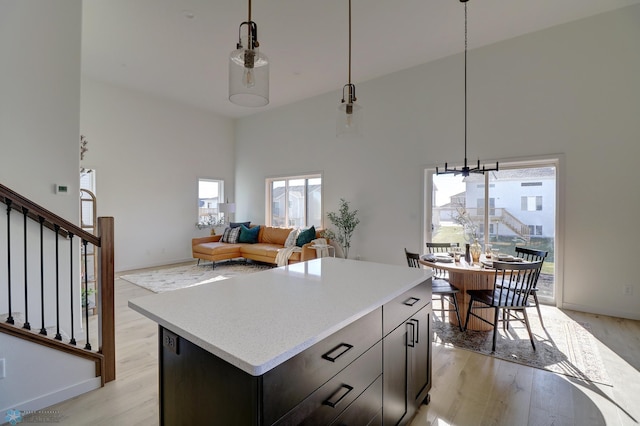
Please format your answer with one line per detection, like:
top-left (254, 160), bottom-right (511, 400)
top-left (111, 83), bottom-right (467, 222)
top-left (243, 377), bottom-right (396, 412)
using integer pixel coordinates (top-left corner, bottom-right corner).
top-left (128, 258), bottom-right (432, 376)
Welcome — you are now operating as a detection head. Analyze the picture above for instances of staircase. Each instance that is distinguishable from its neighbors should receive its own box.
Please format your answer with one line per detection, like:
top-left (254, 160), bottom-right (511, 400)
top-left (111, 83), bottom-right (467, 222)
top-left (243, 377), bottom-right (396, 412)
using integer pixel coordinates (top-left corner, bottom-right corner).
top-left (491, 208), bottom-right (531, 242)
top-left (0, 183), bottom-right (115, 392)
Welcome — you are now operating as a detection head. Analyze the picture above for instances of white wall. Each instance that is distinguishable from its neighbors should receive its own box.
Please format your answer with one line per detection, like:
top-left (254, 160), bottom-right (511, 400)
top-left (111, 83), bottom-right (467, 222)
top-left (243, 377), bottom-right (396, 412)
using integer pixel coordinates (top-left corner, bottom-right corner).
top-left (80, 78), bottom-right (235, 271)
top-left (236, 6), bottom-right (640, 320)
top-left (0, 0), bottom-right (94, 412)
top-left (0, 333), bottom-right (100, 414)
top-left (0, 0), bottom-right (81, 221)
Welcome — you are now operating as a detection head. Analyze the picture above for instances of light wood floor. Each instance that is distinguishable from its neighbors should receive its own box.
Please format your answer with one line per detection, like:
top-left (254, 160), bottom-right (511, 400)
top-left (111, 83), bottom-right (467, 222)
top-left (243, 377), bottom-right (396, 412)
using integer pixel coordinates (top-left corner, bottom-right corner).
top-left (43, 266), bottom-right (640, 426)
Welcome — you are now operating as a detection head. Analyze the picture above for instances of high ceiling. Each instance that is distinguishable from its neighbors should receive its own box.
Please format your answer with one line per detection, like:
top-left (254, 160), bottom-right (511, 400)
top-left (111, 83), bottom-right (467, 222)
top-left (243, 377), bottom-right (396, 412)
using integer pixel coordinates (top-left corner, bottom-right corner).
top-left (82, 0), bottom-right (640, 118)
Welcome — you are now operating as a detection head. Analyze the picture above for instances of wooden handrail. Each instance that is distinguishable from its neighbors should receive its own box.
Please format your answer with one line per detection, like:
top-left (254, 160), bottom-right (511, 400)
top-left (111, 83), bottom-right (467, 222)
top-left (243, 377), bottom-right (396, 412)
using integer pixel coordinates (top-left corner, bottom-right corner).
top-left (0, 182), bottom-right (99, 246)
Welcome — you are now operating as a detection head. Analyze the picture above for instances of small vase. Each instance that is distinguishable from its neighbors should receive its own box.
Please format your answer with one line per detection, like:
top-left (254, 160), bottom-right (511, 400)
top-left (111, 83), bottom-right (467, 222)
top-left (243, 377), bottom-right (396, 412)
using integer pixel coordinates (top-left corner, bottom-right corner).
top-left (464, 244), bottom-right (471, 263)
top-left (470, 238), bottom-right (482, 263)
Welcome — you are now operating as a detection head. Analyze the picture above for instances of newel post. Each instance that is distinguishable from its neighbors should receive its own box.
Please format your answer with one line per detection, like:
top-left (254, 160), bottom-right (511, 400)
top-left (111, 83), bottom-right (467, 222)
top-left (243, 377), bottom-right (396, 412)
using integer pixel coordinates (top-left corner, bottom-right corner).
top-left (97, 216), bottom-right (115, 383)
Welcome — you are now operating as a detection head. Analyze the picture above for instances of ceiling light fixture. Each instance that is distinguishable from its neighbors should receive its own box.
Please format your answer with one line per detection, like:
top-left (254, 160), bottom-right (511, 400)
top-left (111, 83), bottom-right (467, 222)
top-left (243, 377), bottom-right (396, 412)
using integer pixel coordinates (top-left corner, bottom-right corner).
top-left (337, 0), bottom-right (362, 136)
top-left (229, 0), bottom-right (269, 107)
top-left (437, 0), bottom-right (498, 177)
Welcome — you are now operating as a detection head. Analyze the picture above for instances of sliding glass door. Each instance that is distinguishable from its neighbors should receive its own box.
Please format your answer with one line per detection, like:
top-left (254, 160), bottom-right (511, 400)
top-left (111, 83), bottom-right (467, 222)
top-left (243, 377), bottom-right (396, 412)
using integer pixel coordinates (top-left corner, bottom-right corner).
top-left (428, 162), bottom-right (557, 303)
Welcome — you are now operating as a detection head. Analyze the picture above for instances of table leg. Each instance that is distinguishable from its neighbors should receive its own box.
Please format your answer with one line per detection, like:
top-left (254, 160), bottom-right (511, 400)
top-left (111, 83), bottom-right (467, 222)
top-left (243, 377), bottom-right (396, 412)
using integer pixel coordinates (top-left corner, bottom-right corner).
top-left (448, 271), bottom-right (494, 332)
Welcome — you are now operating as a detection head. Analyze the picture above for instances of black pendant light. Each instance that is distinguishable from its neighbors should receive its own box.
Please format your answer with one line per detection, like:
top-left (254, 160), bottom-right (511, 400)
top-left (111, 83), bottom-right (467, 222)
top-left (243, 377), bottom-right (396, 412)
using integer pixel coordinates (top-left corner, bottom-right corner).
top-left (437, 0), bottom-right (498, 177)
top-left (229, 0), bottom-right (269, 107)
top-left (337, 0), bottom-right (362, 136)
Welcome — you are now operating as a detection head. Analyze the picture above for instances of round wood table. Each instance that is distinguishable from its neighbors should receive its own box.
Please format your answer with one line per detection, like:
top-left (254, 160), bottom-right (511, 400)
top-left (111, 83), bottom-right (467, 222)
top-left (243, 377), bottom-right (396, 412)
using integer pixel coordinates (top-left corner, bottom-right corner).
top-left (419, 257), bottom-right (497, 331)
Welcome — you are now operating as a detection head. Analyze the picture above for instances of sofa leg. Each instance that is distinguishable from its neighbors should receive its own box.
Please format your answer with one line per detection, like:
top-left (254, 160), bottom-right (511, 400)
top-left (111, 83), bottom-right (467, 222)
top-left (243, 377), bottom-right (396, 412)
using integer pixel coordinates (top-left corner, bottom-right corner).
top-left (211, 261), bottom-right (215, 270)
top-left (197, 259), bottom-right (200, 266)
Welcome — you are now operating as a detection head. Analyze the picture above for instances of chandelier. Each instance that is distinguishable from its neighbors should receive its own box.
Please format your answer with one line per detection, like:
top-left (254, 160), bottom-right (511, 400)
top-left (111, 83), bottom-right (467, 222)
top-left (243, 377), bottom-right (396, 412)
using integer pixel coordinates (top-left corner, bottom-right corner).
top-left (437, 0), bottom-right (498, 177)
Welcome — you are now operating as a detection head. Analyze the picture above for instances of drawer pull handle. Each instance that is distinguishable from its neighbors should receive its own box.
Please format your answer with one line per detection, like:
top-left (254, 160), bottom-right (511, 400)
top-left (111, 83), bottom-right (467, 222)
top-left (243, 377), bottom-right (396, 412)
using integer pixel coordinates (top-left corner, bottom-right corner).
top-left (407, 319), bottom-right (419, 347)
top-left (322, 343), bottom-right (354, 362)
top-left (403, 297), bottom-right (420, 307)
top-left (407, 321), bottom-right (416, 347)
top-left (323, 384), bottom-right (354, 408)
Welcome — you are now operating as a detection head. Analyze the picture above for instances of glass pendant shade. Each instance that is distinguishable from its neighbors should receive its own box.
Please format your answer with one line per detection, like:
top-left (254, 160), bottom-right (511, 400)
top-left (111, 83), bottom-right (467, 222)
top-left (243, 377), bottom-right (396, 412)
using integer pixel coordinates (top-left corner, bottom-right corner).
top-left (229, 45), bottom-right (269, 107)
top-left (336, 101), bottom-right (362, 136)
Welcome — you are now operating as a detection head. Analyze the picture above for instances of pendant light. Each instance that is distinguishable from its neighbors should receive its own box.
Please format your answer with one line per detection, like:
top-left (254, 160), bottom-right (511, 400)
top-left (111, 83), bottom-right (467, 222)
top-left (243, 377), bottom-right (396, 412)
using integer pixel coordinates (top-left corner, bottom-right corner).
top-left (437, 0), bottom-right (498, 176)
top-left (337, 0), bottom-right (362, 136)
top-left (229, 0), bottom-right (269, 107)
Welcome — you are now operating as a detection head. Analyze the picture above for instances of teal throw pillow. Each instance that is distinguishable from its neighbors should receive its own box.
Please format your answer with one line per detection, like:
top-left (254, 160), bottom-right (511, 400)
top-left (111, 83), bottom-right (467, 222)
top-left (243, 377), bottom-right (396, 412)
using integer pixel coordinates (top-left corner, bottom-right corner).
top-left (296, 226), bottom-right (316, 247)
top-left (238, 225), bottom-right (260, 244)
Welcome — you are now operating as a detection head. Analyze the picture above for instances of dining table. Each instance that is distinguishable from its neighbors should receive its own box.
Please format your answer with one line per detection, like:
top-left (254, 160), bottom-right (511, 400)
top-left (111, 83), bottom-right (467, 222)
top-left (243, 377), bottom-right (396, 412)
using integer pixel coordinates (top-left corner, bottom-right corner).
top-left (419, 255), bottom-right (501, 331)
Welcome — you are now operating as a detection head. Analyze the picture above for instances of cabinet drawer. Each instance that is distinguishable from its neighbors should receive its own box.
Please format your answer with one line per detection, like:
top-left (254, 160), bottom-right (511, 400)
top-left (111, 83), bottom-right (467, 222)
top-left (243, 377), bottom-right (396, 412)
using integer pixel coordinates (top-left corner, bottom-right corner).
top-left (263, 307), bottom-right (382, 425)
top-left (275, 341), bottom-right (383, 426)
top-left (329, 375), bottom-right (382, 426)
top-left (382, 280), bottom-right (431, 336)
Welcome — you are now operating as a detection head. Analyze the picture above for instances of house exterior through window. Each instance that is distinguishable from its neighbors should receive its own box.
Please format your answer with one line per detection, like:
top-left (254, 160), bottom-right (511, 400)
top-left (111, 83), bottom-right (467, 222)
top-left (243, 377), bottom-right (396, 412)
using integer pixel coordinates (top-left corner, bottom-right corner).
top-left (198, 178), bottom-right (224, 225)
top-left (266, 174), bottom-right (322, 228)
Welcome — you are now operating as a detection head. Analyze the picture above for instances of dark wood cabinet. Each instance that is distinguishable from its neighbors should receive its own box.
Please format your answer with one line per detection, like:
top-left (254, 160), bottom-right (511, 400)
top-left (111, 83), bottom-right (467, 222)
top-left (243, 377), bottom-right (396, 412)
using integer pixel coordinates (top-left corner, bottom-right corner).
top-left (157, 280), bottom-right (432, 426)
top-left (382, 285), bottom-right (432, 426)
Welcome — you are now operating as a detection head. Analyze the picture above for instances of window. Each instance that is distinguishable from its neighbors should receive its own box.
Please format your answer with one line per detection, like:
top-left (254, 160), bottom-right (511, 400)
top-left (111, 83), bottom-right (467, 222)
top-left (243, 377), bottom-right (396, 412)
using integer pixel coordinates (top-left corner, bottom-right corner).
top-left (528, 225), bottom-right (543, 236)
top-left (428, 163), bottom-right (557, 303)
top-left (198, 178), bottom-right (224, 224)
top-left (521, 196), bottom-right (542, 211)
top-left (266, 174), bottom-right (322, 228)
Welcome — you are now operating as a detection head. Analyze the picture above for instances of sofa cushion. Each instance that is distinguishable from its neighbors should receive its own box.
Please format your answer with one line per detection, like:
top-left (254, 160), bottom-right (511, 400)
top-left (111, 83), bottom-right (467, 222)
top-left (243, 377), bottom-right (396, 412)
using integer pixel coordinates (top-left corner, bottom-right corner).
top-left (259, 227), bottom-right (293, 245)
top-left (192, 242), bottom-right (242, 256)
top-left (230, 221), bottom-right (250, 229)
top-left (240, 243), bottom-right (279, 257)
top-left (238, 225), bottom-right (260, 244)
top-left (296, 226), bottom-right (316, 247)
top-left (221, 226), bottom-right (241, 243)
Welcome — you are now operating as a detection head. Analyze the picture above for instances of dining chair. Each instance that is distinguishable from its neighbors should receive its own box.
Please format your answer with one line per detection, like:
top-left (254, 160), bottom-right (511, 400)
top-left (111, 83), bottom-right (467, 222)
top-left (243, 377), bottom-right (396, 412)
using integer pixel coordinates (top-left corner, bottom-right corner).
top-left (426, 242), bottom-right (460, 254)
top-left (426, 242), bottom-right (460, 281)
top-left (513, 246), bottom-right (549, 327)
top-left (405, 248), bottom-right (463, 331)
top-left (464, 260), bottom-right (544, 352)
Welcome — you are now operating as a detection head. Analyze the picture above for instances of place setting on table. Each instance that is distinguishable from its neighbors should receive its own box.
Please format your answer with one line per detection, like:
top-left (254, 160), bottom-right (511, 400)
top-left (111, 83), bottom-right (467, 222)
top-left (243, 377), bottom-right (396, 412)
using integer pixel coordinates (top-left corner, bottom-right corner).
top-left (421, 244), bottom-right (525, 270)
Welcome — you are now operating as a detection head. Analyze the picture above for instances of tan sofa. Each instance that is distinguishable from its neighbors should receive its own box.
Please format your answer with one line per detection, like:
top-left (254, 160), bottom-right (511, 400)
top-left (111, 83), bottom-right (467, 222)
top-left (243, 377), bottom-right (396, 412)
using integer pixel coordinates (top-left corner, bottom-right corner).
top-left (192, 226), bottom-right (323, 267)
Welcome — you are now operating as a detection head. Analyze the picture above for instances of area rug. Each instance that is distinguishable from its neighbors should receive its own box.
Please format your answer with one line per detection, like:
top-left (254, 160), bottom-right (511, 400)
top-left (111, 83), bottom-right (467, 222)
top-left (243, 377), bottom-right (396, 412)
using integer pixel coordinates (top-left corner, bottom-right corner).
top-left (432, 304), bottom-right (611, 386)
top-left (119, 261), bottom-right (274, 293)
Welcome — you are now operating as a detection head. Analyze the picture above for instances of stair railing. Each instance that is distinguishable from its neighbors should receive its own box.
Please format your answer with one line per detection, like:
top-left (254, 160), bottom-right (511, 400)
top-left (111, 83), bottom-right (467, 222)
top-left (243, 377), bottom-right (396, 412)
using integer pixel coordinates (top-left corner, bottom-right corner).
top-left (0, 182), bottom-right (115, 384)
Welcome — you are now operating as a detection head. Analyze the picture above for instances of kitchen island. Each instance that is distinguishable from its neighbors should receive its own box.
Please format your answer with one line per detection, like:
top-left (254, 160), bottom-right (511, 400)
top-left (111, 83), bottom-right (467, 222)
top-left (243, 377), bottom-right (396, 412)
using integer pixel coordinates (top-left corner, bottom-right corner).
top-left (129, 257), bottom-right (433, 425)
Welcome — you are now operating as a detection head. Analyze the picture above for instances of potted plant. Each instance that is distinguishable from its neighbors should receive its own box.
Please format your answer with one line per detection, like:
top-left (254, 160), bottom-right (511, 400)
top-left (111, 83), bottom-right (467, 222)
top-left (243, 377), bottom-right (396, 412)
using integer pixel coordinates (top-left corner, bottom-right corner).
top-left (325, 198), bottom-right (360, 259)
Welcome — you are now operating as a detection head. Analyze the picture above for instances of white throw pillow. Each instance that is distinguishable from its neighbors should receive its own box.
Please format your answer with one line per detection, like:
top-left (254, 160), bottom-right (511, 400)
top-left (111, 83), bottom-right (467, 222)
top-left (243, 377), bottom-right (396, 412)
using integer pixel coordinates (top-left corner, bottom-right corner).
top-left (284, 229), bottom-right (300, 247)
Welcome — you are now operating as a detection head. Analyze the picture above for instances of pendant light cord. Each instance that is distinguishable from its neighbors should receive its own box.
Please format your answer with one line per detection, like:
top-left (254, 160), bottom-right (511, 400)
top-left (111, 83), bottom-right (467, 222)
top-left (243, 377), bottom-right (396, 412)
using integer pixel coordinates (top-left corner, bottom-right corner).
top-left (464, 1), bottom-right (468, 162)
top-left (247, 0), bottom-right (252, 47)
top-left (348, 0), bottom-right (352, 86)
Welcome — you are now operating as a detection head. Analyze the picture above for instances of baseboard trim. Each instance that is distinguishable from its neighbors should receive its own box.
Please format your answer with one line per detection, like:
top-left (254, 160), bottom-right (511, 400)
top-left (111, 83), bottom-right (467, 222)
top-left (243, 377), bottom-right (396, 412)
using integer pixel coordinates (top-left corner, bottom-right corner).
top-left (560, 302), bottom-right (640, 321)
top-left (1, 377), bottom-right (102, 414)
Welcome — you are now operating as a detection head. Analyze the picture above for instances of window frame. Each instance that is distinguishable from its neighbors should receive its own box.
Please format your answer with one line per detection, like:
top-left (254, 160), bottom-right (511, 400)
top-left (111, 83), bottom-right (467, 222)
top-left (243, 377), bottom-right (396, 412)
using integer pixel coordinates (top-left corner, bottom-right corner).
top-left (197, 178), bottom-right (225, 225)
top-left (265, 173), bottom-right (323, 228)
top-left (424, 155), bottom-right (563, 306)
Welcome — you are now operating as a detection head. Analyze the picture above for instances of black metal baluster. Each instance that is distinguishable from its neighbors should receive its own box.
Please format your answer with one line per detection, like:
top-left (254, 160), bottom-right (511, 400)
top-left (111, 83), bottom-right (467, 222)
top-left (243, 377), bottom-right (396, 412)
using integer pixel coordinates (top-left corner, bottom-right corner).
top-left (22, 207), bottom-right (30, 330)
top-left (39, 216), bottom-right (47, 335)
top-left (69, 232), bottom-right (76, 346)
top-left (82, 239), bottom-right (91, 350)
top-left (5, 199), bottom-right (14, 325)
top-left (54, 224), bottom-right (62, 341)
